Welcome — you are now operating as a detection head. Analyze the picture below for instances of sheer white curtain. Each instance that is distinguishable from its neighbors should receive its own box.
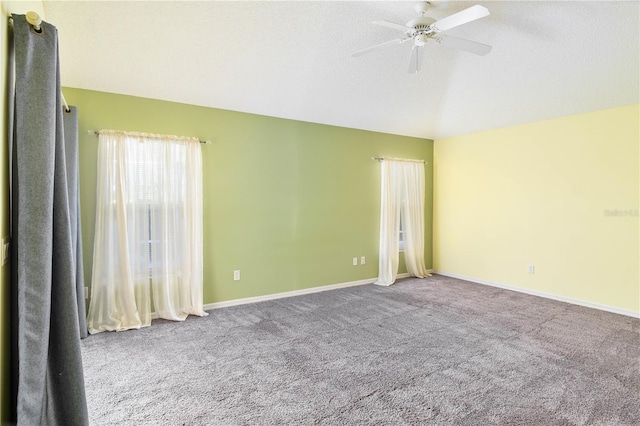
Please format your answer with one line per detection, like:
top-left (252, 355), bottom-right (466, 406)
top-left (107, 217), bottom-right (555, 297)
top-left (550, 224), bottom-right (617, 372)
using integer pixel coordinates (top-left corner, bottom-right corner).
top-left (87, 130), bottom-right (207, 334)
top-left (375, 159), bottom-right (430, 286)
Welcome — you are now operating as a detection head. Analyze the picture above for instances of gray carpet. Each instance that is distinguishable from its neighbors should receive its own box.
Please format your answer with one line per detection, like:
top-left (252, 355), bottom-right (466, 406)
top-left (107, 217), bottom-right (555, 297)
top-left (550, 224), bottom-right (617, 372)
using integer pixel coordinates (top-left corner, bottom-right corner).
top-left (81, 275), bottom-right (640, 425)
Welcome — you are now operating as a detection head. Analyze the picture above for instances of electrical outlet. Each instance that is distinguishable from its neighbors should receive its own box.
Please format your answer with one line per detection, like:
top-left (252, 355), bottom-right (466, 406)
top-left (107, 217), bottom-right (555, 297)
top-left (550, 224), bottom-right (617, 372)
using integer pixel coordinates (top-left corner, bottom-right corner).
top-left (360, 256), bottom-right (366, 265)
top-left (233, 270), bottom-right (240, 281)
top-left (352, 257), bottom-right (358, 266)
top-left (528, 265), bottom-right (535, 274)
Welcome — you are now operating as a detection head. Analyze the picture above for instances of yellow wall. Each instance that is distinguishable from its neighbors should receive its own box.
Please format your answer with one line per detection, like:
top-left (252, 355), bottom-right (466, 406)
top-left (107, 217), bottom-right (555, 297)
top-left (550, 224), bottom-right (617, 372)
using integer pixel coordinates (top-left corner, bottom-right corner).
top-left (434, 104), bottom-right (639, 314)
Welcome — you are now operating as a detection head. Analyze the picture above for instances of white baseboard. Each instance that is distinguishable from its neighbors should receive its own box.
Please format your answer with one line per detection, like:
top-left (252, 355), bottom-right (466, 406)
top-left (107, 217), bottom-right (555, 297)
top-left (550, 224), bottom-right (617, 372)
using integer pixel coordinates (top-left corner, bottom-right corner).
top-left (201, 271), bottom-right (432, 312)
top-left (434, 270), bottom-right (640, 319)
top-left (149, 271), bottom-right (433, 318)
top-left (203, 277), bottom-right (375, 312)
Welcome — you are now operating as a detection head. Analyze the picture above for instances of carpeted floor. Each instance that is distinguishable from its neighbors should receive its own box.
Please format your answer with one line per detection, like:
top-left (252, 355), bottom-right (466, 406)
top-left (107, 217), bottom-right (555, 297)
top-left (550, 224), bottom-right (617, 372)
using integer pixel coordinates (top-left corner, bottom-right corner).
top-left (81, 275), bottom-right (640, 425)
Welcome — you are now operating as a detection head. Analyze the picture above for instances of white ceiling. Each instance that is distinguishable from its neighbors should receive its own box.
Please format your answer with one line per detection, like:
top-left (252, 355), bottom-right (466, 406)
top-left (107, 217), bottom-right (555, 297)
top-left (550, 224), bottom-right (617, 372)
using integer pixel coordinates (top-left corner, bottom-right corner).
top-left (42, 1), bottom-right (639, 140)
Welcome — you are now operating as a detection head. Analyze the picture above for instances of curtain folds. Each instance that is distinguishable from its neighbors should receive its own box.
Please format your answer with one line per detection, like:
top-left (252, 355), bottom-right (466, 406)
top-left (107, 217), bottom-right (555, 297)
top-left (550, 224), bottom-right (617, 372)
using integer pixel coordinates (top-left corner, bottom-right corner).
top-left (375, 159), bottom-right (430, 286)
top-left (87, 130), bottom-right (207, 334)
top-left (11, 14), bottom-right (89, 425)
top-left (401, 162), bottom-right (430, 279)
top-left (375, 161), bottom-right (402, 286)
top-left (63, 107), bottom-right (88, 339)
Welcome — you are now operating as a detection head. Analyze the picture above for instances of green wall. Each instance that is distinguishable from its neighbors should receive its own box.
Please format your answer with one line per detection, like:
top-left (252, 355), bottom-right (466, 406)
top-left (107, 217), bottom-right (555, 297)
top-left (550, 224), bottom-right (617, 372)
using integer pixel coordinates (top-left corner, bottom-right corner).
top-left (64, 88), bottom-right (433, 305)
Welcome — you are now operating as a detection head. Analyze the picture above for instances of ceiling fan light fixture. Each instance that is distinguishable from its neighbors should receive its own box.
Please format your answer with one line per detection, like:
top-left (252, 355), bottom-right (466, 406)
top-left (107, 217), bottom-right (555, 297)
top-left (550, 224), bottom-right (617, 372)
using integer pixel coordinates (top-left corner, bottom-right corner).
top-left (415, 34), bottom-right (429, 46)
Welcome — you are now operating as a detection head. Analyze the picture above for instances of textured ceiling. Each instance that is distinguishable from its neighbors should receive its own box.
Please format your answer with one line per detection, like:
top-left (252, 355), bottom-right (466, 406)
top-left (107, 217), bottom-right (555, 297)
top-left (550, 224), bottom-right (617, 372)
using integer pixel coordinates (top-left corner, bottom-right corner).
top-left (42, 1), bottom-right (639, 140)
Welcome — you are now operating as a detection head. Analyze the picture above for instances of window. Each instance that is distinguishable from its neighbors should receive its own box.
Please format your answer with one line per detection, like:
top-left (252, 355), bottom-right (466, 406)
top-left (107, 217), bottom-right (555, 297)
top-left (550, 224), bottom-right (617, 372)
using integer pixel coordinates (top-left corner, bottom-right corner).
top-left (87, 129), bottom-right (207, 334)
top-left (375, 159), bottom-right (430, 285)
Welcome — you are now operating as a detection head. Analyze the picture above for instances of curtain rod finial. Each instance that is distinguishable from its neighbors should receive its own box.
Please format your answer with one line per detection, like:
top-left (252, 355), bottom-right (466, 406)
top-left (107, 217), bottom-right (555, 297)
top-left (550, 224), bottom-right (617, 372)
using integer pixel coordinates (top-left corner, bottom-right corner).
top-left (26, 11), bottom-right (42, 31)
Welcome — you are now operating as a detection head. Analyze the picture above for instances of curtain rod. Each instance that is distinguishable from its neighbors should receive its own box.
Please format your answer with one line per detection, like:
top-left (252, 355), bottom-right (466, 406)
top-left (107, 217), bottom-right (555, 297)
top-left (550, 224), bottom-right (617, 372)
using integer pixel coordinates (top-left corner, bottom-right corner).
top-left (61, 92), bottom-right (70, 113)
top-left (371, 157), bottom-right (426, 164)
top-left (88, 130), bottom-right (211, 145)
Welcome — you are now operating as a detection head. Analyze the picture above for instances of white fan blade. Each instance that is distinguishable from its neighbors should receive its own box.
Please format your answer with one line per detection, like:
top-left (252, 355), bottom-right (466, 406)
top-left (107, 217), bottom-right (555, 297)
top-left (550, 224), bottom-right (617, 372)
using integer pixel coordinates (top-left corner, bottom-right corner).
top-left (372, 20), bottom-right (411, 33)
top-left (408, 44), bottom-right (423, 73)
top-left (436, 34), bottom-right (492, 55)
top-left (352, 38), bottom-right (410, 57)
top-left (430, 5), bottom-right (489, 33)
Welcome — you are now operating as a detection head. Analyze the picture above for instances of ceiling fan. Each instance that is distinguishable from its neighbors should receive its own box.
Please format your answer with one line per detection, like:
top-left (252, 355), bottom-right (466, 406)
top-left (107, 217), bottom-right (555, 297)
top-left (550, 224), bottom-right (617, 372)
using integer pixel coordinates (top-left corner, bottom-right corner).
top-left (352, 1), bottom-right (492, 73)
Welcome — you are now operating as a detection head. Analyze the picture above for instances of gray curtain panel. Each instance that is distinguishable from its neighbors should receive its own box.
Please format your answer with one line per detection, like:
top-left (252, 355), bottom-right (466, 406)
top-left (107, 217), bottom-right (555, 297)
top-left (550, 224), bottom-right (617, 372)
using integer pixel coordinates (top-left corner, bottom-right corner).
top-left (11, 14), bottom-right (89, 425)
top-left (63, 107), bottom-right (88, 339)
